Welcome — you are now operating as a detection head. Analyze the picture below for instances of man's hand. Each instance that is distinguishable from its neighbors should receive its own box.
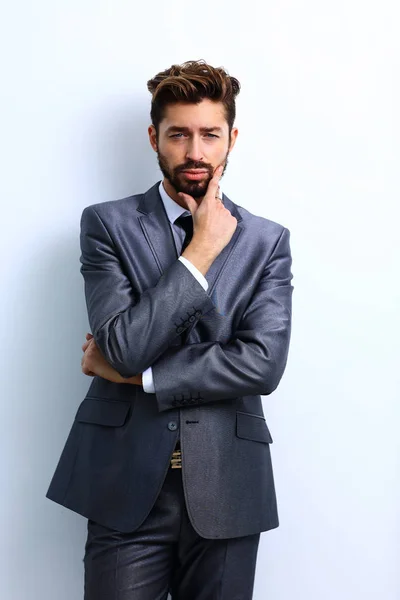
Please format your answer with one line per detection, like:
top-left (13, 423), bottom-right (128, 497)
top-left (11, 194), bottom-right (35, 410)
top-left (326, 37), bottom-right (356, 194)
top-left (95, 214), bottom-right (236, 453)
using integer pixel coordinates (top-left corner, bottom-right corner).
top-left (179, 164), bottom-right (238, 277)
top-left (81, 333), bottom-right (142, 385)
top-left (179, 165), bottom-right (237, 258)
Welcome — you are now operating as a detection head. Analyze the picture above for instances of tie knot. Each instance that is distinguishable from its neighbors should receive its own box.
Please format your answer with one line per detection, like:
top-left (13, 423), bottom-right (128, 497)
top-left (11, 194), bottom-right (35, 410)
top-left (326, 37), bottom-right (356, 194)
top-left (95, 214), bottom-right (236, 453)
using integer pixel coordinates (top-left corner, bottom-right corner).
top-left (176, 214), bottom-right (193, 234)
top-left (176, 212), bottom-right (191, 224)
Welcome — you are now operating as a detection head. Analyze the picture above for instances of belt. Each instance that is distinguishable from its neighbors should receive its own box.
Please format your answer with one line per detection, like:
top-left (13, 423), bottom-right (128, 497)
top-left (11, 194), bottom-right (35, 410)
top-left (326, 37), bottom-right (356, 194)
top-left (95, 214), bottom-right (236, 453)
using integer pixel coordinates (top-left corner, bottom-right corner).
top-left (170, 441), bottom-right (182, 469)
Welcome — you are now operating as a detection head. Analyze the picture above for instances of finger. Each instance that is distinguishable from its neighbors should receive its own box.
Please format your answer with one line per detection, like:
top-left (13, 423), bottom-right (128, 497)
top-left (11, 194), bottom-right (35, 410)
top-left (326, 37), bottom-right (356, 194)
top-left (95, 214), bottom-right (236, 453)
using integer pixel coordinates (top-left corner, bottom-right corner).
top-left (82, 368), bottom-right (95, 376)
top-left (206, 165), bottom-right (223, 187)
top-left (86, 333), bottom-right (94, 340)
top-left (82, 367), bottom-right (95, 376)
top-left (205, 166), bottom-right (223, 200)
top-left (81, 356), bottom-right (93, 374)
top-left (82, 337), bottom-right (95, 351)
top-left (177, 192), bottom-right (197, 215)
top-left (211, 165), bottom-right (223, 184)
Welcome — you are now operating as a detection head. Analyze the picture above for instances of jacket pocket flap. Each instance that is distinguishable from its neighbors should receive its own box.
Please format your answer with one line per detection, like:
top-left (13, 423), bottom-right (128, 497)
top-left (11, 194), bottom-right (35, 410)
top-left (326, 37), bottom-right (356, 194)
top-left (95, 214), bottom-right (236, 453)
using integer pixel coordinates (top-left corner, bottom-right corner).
top-left (75, 397), bottom-right (131, 427)
top-left (236, 411), bottom-right (273, 444)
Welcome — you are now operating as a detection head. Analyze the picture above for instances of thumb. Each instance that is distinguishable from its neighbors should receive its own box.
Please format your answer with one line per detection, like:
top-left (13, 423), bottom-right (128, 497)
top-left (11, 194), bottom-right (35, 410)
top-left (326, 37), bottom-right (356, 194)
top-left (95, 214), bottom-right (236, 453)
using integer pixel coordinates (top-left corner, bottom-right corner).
top-left (178, 192), bottom-right (197, 216)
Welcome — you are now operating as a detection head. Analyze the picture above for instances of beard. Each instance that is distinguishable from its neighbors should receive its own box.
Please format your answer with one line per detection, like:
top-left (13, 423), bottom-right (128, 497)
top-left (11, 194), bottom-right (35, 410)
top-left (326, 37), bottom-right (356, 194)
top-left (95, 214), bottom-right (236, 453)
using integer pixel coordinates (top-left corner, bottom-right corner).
top-left (156, 146), bottom-right (230, 199)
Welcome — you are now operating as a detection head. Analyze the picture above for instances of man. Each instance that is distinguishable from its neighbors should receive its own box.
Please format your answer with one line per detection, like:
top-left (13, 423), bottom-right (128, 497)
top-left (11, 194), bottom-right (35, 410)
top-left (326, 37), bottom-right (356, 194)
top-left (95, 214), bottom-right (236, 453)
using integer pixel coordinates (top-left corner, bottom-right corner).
top-left (46, 59), bottom-right (294, 599)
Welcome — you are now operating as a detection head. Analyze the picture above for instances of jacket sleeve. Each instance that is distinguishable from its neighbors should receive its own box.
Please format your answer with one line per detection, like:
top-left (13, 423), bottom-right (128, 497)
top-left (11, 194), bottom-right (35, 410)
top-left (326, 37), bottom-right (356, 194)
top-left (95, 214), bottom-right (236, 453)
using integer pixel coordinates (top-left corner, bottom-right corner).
top-left (151, 226), bottom-right (294, 411)
top-left (79, 205), bottom-right (216, 378)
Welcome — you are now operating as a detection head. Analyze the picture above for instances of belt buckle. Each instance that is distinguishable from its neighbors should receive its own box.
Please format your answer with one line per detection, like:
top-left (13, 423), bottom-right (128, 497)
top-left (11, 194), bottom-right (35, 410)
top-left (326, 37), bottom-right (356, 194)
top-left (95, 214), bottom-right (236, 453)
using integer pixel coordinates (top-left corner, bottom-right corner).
top-left (170, 448), bottom-right (182, 469)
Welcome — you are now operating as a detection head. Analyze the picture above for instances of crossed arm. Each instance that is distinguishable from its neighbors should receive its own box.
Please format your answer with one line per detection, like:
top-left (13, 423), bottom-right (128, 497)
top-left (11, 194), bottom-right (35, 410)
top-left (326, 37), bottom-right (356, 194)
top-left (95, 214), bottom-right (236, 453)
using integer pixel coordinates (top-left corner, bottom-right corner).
top-left (81, 332), bottom-right (142, 385)
top-left (79, 205), bottom-right (293, 411)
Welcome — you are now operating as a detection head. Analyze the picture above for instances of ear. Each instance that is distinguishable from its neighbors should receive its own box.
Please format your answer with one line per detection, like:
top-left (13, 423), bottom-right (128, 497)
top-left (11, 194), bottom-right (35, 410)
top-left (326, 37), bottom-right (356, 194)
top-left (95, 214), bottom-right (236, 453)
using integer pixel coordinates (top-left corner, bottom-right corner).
top-left (148, 124), bottom-right (158, 151)
top-left (229, 127), bottom-right (239, 152)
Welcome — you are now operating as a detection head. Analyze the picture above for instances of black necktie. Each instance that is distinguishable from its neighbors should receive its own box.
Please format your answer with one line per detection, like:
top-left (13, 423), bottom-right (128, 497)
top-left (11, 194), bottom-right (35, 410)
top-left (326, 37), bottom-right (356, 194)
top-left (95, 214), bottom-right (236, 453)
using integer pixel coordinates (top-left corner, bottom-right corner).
top-left (175, 214), bottom-right (194, 350)
top-left (175, 214), bottom-right (193, 253)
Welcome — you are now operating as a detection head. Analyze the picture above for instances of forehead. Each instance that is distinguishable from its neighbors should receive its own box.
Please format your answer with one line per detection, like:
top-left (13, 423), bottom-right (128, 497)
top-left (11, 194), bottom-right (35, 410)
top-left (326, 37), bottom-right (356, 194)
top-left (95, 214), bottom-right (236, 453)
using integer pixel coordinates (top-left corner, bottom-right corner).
top-left (160, 98), bottom-right (227, 132)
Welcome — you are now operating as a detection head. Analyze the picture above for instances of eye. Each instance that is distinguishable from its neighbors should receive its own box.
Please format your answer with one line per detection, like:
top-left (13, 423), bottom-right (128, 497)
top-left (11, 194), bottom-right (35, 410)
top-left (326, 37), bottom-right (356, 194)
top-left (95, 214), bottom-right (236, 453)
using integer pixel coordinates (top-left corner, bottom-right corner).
top-left (169, 133), bottom-right (219, 139)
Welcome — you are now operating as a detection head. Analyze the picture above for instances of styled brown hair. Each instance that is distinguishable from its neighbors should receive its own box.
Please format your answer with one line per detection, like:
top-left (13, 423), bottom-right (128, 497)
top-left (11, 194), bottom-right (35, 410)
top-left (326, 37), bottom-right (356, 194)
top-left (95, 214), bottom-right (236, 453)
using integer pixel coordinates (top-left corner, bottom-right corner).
top-left (147, 59), bottom-right (241, 140)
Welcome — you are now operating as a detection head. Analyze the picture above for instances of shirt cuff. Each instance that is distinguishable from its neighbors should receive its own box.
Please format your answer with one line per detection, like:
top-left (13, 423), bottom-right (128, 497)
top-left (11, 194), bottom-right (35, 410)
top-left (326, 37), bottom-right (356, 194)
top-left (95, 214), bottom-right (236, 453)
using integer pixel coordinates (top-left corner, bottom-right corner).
top-left (142, 365), bottom-right (155, 393)
top-left (178, 256), bottom-right (209, 291)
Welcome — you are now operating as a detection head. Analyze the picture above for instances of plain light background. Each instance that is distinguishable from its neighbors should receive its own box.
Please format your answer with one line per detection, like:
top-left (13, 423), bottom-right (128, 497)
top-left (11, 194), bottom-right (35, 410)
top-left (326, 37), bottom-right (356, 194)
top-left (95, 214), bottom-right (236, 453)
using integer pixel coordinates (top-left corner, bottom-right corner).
top-left (1, 1), bottom-right (399, 598)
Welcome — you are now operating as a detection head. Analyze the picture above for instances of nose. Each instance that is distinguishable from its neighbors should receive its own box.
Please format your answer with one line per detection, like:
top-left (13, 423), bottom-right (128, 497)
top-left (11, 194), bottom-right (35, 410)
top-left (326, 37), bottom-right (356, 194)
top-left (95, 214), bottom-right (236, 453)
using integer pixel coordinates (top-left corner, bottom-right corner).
top-left (185, 136), bottom-right (204, 162)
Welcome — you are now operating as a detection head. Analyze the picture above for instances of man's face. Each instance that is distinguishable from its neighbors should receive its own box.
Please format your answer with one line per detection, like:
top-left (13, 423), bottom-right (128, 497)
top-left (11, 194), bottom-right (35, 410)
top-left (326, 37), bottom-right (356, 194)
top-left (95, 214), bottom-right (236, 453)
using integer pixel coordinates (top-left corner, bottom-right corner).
top-left (149, 98), bottom-right (238, 200)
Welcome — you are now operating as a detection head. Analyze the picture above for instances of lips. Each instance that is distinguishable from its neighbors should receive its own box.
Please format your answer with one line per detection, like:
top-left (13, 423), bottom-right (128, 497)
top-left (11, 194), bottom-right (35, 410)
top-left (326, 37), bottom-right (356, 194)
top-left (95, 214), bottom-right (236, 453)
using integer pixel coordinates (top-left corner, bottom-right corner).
top-left (182, 169), bottom-right (207, 181)
top-left (182, 170), bottom-right (208, 180)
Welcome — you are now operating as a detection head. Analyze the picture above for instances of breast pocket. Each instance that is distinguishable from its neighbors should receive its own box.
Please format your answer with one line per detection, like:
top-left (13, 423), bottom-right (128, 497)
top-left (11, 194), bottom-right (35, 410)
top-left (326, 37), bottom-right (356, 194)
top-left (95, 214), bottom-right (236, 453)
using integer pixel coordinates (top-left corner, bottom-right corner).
top-left (75, 397), bottom-right (131, 427)
top-left (236, 411), bottom-right (273, 444)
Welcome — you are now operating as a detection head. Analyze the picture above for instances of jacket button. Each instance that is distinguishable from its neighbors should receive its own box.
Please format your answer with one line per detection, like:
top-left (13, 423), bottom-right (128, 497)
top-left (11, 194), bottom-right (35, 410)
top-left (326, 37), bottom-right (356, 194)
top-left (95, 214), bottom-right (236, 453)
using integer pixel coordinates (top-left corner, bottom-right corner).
top-left (168, 421), bottom-right (178, 431)
top-left (176, 325), bottom-right (184, 334)
top-left (195, 310), bottom-right (202, 317)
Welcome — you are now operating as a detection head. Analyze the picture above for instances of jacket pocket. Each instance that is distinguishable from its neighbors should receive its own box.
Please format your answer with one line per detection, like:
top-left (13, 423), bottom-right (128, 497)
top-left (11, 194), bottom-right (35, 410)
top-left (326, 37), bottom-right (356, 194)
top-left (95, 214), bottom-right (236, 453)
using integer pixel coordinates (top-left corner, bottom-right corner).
top-left (75, 397), bottom-right (131, 427)
top-left (236, 411), bottom-right (273, 444)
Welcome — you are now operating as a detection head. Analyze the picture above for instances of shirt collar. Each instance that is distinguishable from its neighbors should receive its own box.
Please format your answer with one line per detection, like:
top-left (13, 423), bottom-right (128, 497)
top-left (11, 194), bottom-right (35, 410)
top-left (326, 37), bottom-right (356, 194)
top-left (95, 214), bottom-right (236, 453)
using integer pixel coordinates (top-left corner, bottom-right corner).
top-left (158, 180), bottom-right (223, 225)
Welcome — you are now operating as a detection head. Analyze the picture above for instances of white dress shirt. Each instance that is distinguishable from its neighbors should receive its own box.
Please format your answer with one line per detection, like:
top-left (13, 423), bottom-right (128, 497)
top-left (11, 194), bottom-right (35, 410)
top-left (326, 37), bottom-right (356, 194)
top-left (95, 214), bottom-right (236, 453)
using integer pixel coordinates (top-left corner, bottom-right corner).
top-left (142, 180), bottom-right (221, 393)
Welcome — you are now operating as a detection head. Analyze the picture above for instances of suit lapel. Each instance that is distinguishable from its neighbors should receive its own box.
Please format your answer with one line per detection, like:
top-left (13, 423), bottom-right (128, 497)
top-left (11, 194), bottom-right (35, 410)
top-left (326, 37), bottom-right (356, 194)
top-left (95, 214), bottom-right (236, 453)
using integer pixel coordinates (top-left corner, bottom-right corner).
top-left (137, 179), bottom-right (244, 297)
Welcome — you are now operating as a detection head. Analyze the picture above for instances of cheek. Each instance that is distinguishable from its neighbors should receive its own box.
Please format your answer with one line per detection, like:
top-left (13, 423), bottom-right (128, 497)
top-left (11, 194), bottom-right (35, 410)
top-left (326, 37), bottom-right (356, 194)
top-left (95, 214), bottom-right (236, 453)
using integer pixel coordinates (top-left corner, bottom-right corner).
top-left (214, 142), bottom-right (229, 157)
top-left (162, 143), bottom-right (182, 160)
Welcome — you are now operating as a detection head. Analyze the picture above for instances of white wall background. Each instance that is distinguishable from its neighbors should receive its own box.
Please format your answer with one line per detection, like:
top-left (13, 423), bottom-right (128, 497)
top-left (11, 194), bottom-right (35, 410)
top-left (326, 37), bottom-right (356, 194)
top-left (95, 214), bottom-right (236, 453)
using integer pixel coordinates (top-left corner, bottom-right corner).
top-left (1, 1), bottom-right (398, 598)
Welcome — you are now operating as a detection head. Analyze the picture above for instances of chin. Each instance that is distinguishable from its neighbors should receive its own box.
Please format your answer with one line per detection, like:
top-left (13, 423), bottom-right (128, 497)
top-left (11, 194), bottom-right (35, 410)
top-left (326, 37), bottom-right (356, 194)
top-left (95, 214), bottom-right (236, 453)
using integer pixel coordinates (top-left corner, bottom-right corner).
top-left (181, 181), bottom-right (209, 198)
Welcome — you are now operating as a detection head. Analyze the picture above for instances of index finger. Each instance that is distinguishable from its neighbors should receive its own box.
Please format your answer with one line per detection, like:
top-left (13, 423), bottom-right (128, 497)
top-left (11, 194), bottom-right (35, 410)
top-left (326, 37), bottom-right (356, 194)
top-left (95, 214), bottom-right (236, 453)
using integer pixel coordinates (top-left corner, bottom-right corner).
top-left (204, 165), bottom-right (223, 198)
top-left (213, 165), bottom-right (223, 178)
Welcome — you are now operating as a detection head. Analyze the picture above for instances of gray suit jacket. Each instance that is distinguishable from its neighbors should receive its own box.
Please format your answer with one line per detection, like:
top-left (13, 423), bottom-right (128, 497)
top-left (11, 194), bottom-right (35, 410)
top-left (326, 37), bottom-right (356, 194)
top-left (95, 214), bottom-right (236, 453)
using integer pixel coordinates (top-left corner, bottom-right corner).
top-left (46, 180), bottom-right (294, 539)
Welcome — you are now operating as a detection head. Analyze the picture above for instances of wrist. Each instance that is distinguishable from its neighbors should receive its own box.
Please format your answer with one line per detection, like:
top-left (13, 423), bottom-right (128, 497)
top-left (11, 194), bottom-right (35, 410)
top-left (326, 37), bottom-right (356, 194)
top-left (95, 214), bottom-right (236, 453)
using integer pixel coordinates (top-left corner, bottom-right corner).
top-left (181, 242), bottom-right (216, 276)
top-left (121, 374), bottom-right (142, 385)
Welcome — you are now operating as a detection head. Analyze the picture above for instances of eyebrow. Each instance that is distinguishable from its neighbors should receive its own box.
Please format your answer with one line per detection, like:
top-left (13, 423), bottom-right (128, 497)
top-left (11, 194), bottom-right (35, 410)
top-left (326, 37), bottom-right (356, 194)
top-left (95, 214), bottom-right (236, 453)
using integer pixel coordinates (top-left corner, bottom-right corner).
top-left (165, 126), bottom-right (223, 134)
